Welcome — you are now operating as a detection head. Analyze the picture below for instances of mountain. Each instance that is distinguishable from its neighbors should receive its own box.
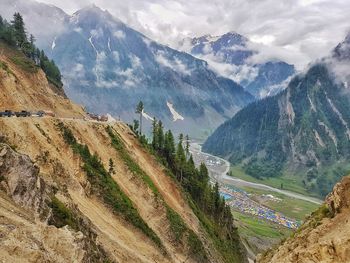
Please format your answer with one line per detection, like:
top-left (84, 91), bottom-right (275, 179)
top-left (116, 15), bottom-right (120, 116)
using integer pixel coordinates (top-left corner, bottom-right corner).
top-left (180, 32), bottom-right (295, 98)
top-left (257, 176), bottom-right (350, 263)
top-left (0, 36), bottom-right (247, 262)
top-left (203, 33), bottom-right (350, 197)
top-left (0, 0), bottom-right (68, 48)
top-left (0, 2), bottom-right (254, 139)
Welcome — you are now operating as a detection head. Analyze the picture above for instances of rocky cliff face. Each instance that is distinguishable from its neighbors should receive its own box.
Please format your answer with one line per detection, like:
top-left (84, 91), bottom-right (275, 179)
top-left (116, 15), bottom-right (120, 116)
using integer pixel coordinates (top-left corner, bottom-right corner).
top-left (257, 176), bottom-right (350, 263)
top-left (0, 143), bottom-right (106, 262)
top-left (0, 144), bottom-right (49, 218)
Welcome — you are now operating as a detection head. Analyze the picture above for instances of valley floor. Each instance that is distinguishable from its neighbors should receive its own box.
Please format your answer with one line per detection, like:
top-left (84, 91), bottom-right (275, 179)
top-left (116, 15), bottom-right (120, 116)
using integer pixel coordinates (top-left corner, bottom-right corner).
top-left (189, 142), bottom-right (320, 258)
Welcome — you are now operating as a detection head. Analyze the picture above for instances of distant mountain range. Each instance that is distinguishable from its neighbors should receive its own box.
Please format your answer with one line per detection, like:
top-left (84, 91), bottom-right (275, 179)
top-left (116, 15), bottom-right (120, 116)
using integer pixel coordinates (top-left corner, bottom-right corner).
top-left (1, 0), bottom-right (256, 138)
top-left (203, 33), bottom-right (350, 197)
top-left (179, 32), bottom-right (295, 98)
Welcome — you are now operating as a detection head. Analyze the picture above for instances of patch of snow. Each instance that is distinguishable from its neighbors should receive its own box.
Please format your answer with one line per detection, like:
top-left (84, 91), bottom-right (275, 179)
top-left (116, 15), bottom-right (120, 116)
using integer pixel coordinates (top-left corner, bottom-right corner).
top-left (51, 37), bottom-right (56, 50)
top-left (155, 51), bottom-right (191, 75)
top-left (114, 30), bottom-right (125, 39)
top-left (142, 110), bottom-right (153, 121)
top-left (88, 36), bottom-right (98, 55)
top-left (108, 37), bottom-right (112, 52)
top-left (167, 101), bottom-right (184, 121)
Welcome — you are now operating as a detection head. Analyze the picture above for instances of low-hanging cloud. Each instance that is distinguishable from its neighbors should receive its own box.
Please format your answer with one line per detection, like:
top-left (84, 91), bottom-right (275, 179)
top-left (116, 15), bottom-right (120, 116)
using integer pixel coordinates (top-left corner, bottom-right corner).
top-left (8, 0), bottom-right (350, 69)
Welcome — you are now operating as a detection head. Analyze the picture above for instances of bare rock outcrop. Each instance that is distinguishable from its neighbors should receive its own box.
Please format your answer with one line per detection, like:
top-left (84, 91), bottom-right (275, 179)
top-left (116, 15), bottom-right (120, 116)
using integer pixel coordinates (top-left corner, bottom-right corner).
top-left (0, 143), bottom-right (50, 218)
top-left (326, 176), bottom-right (350, 215)
top-left (257, 176), bottom-right (350, 263)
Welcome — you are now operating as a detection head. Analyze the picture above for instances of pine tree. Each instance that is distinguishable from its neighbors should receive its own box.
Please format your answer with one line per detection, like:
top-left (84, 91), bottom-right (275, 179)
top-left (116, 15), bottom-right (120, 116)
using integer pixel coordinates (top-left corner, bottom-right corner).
top-left (0, 16), bottom-right (15, 46)
top-left (175, 134), bottom-right (186, 183)
top-left (213, 182), bottom-right (220, 215)
top-left (157, 120), bottom-right (164, 152)
top-left (136, 101), bottom-right (144, 136)
top-left (152, 117), bottom-right (158, 150)
top-left (164, 130), bottom-right (175, 166)
top-left (11, 13), bottom-right (27, 48)
top-left (185, 134), bottom-right (190, 158)
top-left (133, 119), bottom-right (139, 134)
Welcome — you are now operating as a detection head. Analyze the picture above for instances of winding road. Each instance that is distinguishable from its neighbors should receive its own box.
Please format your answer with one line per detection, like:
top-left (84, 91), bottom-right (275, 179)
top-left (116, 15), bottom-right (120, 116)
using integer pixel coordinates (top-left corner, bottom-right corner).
top-left (190, 142), bottom-right (323, 205)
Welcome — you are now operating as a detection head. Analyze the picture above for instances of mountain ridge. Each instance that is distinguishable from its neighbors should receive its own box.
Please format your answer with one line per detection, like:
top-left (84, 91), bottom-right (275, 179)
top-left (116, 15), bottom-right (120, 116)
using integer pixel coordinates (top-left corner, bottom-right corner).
top-left (0, 2), bottom-right (254, 139)
top-left (203, 32), bottom-right (350, 197)
top-left (179, 31), bottom-right (295, 98)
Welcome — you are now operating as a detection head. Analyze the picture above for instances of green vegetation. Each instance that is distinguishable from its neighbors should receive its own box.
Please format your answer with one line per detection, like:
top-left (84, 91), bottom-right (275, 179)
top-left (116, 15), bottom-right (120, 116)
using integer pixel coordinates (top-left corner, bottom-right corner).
top-left (48, 196), bottom-right (78, 230)
top-left (203, 64), bottom-right (350, 198)
top-left (135, 101), bottom-right (144, 136)
top-left (129, 117), bottom-right (245, 262)
top-left (230, 165), bottom-right (315, 197)
top-left (294, 204), bottom-right (332, 235)
top-left (0, 13), bottom-right (63, 88)
top-left (48, 195), bottom-right (113, 262)
top-left (308, 204), bottom-right (332, 228)
top-left (166, 207), bottom-right (208, 261)
top-left (232, 211), bottom-right (292, 239)
top-left (57, 122), bottom-right (163, 250)
top-left (187, 231), bottom-right (208, 262)
top-left (107, 125), bottom-right (209, 260)
top-left (106, 126), bottom-right (159, 195)
top-left (239, 185), bottom-right (319, 221)
top-left (0, 60), bottom-right (14, 75)
top-left (11, 55), bottom-right (38, 73)
top-left (166, 207), bottom-right (187, 242)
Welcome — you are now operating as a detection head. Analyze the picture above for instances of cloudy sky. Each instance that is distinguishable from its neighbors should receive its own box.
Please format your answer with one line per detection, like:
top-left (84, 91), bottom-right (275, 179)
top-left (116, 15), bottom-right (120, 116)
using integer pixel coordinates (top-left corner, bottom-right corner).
top-left (36, 0), bottom-right (350, 69)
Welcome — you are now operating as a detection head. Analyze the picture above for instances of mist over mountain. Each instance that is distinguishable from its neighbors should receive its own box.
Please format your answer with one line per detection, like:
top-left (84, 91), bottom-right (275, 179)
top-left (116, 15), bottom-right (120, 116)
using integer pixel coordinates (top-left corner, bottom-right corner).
top-left (203, 32), bottom-right (350, 197)
top-left (0, 1), bottom-right (254, 138)
top-left (179, 32), bottom-right (295, 98)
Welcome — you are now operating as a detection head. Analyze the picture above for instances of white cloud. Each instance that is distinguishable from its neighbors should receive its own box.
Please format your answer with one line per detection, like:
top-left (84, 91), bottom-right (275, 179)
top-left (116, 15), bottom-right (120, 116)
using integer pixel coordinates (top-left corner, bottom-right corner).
top-left (112, 51), bottom-right (120, 62)
top-left (130, 54), bottom-right (141, 68)
top-left (73, 27), bottom-right (83, 33)
top-left (155, 51), bottom-right (191, 75)
top-left (26, 0), bottom-right (350, 69)
top-left (113, 30), bottom-right (126, 39)
top-left (90, 28), bottom-right (104, 38)
top-left (192, 51), bottom-right (259, 83)
top-left (114, 54), bottom-right (143, 87)
top-left (71, 63), bottom-right (85, 78)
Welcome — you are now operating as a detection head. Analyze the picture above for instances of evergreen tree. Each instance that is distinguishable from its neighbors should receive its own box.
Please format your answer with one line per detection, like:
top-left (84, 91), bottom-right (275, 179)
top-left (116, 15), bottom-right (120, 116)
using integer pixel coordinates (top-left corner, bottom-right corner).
top-left (0, 16), bottom-right (15, 45)
top-left (145, 125), bottom-right (238, 251)
top-left (0, 13), bottom-right (63, 89)
top-left (185, 134), bottom-right (190, 157)
top-left (136, 101), bottom-right (144, 136)
top-left (133, 119), bottom-right (139, 134)
top-left (11, 13), bottom-right (27, 48)
top-left (152, 117), bottom-right (158, 149)
top-left (164, 130), bottom-right (176, 166)
top-left (175, 134), bottom-right (186, 183)
top-left (157, 120), bottom-right (164, 152)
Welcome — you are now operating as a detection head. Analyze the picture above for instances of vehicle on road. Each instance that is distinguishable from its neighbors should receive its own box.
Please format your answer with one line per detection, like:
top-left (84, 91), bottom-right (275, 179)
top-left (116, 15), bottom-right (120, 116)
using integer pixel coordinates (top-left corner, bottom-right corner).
top-left (32, 111), bottom-right (45, 117)
top-left (0, 110), bottom-right (14, 117)
top-left (15, 110), bottom-right (31, 117)
top-left (87, 112), bottom-right (108, 122)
